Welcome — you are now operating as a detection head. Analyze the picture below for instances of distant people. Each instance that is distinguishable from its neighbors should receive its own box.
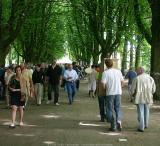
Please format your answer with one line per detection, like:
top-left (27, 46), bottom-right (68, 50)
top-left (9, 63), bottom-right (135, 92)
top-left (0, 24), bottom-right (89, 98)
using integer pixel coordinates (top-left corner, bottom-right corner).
top-left (101, 59), bottom-right (124, 131)
top-left (131, 67), bottom-right (156, 132)
top-left (64, 63), bottom-right (78, 105)
top-left (4, 66), bottom-right (14, 107)
top-left (46, 59), bottom-right (62, 105)
top-left (8, 66), bottom-right (25, 128)
top-left (125, 68), bottom-right (137, 102)
top-left (32, 64), bottom-right (44, 105)
top-left (72, 62), bottom-right (81, 90)
top-left (40, 63), bottom-right (47, 101)
top-left (88, 65), bottom-right (97, 98)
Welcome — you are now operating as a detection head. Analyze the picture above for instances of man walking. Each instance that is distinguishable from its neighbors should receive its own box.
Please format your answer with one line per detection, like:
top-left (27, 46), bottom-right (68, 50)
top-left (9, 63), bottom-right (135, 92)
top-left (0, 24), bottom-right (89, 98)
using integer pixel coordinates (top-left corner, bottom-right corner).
top-left (101, 59), bottom-right (124, 131)
top-left (131, 67), bottom-right (156, 132)
top-left (64, 64), bottom-right (78, 105)
top-left (46, 59), bottom-right (62, 105)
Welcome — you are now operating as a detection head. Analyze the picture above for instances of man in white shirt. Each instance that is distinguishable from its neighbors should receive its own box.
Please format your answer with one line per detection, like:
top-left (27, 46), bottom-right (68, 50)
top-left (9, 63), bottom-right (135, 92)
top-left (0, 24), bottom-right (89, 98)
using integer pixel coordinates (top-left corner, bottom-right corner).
top-left (64, 64), bottom-right (78, 105)
top-left (131, 67), bottom-right (156, 132)
top-left (101, 59), bottom-right (124, 131)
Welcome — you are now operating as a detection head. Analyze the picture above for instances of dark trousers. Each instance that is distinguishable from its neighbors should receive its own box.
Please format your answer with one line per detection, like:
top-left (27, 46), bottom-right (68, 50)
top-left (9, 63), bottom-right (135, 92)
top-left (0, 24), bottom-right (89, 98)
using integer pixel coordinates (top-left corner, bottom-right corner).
top-left (98, 96), bottom-right (106, 121)
top-left (48, 84), bottom-right (59, 103)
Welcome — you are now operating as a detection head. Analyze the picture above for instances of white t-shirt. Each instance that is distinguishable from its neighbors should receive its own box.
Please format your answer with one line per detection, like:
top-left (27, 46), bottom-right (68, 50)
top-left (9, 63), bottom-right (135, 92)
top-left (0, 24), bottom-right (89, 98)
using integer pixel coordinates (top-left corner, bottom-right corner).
top-left (101, 68), bottom-right (123, 95)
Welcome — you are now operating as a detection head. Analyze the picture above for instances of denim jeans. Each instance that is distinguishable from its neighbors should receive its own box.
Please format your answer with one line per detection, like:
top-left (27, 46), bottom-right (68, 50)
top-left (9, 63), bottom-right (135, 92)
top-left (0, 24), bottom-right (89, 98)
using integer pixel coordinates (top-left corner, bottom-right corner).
top-left (137, 104), bottom-right (150, 130)
top-left (65, 81), bottom-right (76, 104)
top-left (48, 84), bottom-right (59, 104)
top-left (106, 95), bottom-right (122, 129)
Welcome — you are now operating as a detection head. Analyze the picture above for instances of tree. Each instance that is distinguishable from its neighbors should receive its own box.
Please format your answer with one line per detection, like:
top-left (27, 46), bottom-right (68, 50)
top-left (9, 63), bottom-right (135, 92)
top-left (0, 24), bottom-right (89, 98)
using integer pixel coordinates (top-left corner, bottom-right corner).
top-left (0, 0), bottom-right (32, 66)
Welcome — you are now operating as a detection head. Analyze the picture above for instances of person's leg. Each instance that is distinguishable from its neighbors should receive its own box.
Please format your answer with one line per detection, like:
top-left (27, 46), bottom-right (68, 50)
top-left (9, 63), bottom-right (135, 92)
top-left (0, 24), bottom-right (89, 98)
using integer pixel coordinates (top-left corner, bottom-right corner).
top-left (114, 95), bottom-right (122, 130)
top-left (71, 82), bottom-right (76, 102)
top-left (47, 84), bottom-right (52, 104)
top-left (144, 104), bottom-right (150, 128)
top-left (107, 95), bottom-right (115, 130)
top-left (10, 105), bottom-right (17, 126)
top-left (137, 104), bottom-right (145, 131)
top-left (54, 85), bottom-right (59, 104)
top-left (37, 83), bottom-right (42, 105)
top-left (66, 82), bottom-right (72, 104)
top-left (98, 96), bottom-right (105, 121)
top-left (19, 106), bottom-right (24, 125)
top-left (34, 83), bottom-right (38, 104)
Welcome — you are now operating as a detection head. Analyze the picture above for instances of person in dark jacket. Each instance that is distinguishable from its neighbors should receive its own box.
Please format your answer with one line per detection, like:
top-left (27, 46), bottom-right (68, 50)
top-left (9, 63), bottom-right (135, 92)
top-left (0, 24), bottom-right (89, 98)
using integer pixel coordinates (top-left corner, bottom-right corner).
top-left (46, 59), bottom-right (62, 105)
top-left (32, 64), bottom-right (44, 105)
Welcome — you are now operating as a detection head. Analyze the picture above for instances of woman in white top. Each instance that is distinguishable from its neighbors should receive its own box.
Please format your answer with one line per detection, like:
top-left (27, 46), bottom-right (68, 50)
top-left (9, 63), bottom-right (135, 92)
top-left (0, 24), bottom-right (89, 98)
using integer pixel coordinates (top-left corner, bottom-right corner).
top-left (88, 65), bottom-right (97, 98)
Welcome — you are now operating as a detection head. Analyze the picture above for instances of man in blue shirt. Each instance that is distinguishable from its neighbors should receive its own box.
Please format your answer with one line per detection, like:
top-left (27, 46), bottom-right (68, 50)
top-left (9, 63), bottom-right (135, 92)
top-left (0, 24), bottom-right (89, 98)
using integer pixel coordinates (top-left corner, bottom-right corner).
top-left (125, 68), bottom-right (137, 102)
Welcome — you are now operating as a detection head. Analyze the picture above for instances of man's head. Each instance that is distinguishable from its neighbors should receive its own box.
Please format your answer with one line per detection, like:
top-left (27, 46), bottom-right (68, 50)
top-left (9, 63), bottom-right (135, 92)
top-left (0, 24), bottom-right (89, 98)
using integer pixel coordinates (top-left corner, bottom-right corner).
top-left (52, 59), bottom-right (57, 66)
top-left (136, 67), bottom-right (145, 75)
top-left (68, 63), bottom-right (73, 70)
top-left (105, 59), bottom-right (113, 68)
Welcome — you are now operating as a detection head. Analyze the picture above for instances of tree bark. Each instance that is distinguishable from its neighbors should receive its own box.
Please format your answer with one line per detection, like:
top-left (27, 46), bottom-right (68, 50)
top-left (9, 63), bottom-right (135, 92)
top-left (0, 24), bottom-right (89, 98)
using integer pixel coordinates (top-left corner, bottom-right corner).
top-left (129, 43), bottom-right (134, 69)
top-left (121, 38), bottom-right (128, 75)
top-left (135, 36), bottom-right (141, 69)
top-left (150, 0), bottom-right (160, 99)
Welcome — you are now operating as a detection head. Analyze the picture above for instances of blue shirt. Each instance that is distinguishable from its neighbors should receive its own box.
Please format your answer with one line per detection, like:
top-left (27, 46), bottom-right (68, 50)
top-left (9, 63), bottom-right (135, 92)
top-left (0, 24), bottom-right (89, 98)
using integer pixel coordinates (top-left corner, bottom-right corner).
top-left (126, 70), bottom-right (137, 85)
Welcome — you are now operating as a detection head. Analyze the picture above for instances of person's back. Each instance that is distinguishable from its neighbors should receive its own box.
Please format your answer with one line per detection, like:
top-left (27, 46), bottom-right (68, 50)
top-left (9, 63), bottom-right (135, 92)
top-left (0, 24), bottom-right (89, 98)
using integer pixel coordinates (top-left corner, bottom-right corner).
top-left (126, 69), bottom-right (137, 85)
top-left (133, 73), bottom-right (155, 104)
top-left (103, 68), bottom-right (123, 95)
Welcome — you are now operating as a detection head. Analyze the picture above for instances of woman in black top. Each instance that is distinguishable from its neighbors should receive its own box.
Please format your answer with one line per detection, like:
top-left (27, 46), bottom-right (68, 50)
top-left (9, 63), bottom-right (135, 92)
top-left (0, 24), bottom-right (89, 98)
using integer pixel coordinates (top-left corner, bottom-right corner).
top-left (8, 66), bottom-right (25, 128)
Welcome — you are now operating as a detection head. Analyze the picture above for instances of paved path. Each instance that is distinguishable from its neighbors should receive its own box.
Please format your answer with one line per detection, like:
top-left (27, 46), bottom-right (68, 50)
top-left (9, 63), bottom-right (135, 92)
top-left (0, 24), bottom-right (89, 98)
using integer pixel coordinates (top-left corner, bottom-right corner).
top-left (0, 80), bottom-right (160, 146)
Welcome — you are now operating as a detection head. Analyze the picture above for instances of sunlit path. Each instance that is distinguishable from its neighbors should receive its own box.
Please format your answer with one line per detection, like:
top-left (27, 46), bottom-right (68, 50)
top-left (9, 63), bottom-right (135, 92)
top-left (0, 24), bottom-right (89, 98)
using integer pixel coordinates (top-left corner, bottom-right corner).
top-left (0, 80), bottom-right (160, 146)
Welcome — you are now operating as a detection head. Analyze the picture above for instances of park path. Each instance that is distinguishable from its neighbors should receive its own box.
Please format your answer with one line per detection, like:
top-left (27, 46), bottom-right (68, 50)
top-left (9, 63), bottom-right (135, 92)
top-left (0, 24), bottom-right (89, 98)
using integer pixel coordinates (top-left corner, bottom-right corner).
top-left (0, 79), bottom-right (160, 146)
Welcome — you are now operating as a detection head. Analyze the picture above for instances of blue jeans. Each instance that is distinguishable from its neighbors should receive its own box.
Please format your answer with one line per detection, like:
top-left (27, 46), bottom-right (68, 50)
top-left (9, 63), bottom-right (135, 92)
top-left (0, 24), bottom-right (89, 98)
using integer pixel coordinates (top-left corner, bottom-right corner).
top-left (65, 82), bottom-right (76, 104)
top-left (137, 104), bottom-right (150, 130)
top-left (106, 95), bottom-right (122, 129)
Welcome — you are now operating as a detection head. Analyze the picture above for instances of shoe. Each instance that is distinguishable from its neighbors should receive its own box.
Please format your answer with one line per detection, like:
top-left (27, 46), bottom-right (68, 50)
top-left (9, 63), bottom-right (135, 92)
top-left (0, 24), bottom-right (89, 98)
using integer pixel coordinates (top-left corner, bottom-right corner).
top-left (19, 122), bottom-right (24, 126)
top-left (137, 129), bottom-right (144, 132)
top-left (109, 128), bottom-right (116, 132)
top-left (117, 122), bottom-right (122, 131)
top-left (55, 103), bottom-right (60, 106)
top-left (9, 123), bottom-right (15, 129)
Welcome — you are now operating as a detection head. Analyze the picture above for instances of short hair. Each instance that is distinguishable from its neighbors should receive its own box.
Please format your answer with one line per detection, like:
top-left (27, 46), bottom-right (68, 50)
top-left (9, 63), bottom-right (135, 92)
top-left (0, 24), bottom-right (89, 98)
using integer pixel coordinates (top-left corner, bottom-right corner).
top-left (15, 65), bottom-right (21, 72)
top-left (105, 59), bottom-right (113, 68)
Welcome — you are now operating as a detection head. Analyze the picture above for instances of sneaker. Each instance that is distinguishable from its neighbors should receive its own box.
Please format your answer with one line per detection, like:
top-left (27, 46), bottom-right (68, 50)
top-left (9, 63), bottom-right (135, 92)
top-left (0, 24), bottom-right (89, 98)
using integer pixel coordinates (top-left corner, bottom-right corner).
top-left (55, 103), bottom-right (60, 106)
top-left (137, 128), bottom-right (144, 132)
top-left (108, 127), bottom-right (116, 132)
top-left (9, 123), bottom-right (15, 128)
top-left (117, 122), bottom-right (122, 131)
top-left (19, 122), bottom-right (24, 126)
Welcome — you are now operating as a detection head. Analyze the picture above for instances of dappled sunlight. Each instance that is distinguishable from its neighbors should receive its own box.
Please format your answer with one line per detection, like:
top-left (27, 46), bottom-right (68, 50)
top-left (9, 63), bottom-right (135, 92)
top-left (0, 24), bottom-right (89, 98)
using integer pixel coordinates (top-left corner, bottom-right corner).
top-left (99, 132), bottom-right (122, 136)
top-left (152, 105), bottom-right (160, 109)
top-left (79, 121), bottom-right (101, 127)
top-left (13, 133), bottom-right (35, 137)
top-left (40, 113), bottom-right (61, 119)
top-left (128, 107), bottom-right (136, 110)
top-left (1, 120), bottom-right (37, 127)
top-left (43, 141), bottom-right (55, 145)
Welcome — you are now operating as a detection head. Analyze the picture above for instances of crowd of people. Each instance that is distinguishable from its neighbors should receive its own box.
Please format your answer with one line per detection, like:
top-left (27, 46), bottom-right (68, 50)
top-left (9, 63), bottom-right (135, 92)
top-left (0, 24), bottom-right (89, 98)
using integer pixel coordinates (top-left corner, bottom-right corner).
top-left (0, 59), bottom-right (156, 133)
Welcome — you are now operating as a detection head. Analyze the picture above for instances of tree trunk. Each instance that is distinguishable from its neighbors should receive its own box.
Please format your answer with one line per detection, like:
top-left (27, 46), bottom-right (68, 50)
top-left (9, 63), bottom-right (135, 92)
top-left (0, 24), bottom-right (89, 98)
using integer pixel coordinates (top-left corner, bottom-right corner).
top-left (0, 47), bottom-right (10, 67)
top-left (135, 37), bottom-right (141, 69)
top-left (129, 43), bottom-right (134, 69)
top-left (121, 38), bottom-right (128, 75)
top-left (150, 0), bottom-right (160, 99)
